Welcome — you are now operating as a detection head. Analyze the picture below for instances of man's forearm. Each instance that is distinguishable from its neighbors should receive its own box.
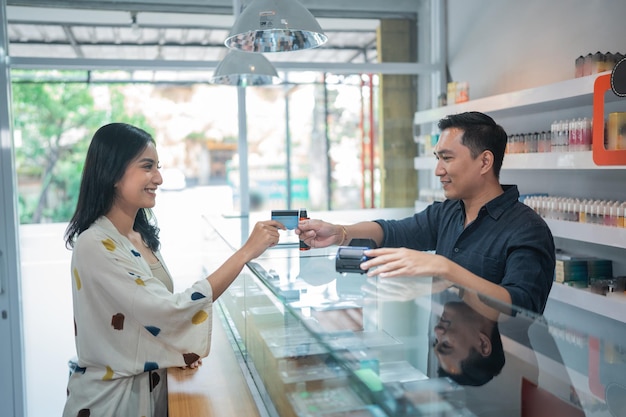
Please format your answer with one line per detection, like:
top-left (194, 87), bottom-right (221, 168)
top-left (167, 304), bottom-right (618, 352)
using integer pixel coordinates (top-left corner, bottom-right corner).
top-left (342, 221), bottom-right (384, 247)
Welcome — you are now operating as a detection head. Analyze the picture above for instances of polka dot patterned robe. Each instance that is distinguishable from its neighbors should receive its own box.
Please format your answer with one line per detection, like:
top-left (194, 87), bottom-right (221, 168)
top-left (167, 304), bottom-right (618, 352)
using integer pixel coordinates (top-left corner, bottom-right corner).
top-left (63, 216), bottom-right (213, 417)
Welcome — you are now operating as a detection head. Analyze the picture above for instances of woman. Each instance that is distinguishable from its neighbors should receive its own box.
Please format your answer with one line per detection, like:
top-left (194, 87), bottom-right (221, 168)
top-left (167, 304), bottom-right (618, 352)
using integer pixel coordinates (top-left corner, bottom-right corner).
top-left (63, 123), bottom-right (282, 417)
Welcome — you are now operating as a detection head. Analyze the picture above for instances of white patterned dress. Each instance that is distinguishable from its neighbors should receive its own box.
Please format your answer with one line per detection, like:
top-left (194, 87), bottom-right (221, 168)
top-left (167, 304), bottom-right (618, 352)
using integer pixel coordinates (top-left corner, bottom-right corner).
top-left (63, 216), bottom-right (213, 417)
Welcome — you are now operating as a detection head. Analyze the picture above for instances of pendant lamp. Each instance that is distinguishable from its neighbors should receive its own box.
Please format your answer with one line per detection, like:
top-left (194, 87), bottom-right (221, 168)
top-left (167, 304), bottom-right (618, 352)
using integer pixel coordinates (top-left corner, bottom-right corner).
top-left (210, 49), bottom-right (281, 86)
top-left (225, 0), bottom-right (328, 53)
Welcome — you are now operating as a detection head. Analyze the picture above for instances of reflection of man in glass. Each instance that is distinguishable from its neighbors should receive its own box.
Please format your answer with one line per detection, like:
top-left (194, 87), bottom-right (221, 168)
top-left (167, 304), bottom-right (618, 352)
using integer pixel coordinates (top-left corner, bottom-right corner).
top-left (433, 300), bottom-right (505, 386)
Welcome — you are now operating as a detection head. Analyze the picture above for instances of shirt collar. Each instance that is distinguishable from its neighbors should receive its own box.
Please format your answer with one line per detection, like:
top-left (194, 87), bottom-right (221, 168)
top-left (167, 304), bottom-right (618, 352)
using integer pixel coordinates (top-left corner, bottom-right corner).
top-left (456, 185), bottom-right (520, 220)
top-left (484, 185), bottom-right (520, 220)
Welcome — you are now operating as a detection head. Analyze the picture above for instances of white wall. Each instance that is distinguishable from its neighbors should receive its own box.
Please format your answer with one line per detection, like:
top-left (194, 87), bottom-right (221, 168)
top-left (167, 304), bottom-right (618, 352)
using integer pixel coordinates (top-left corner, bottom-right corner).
top-left (447, 0), bottom-right (626, 99)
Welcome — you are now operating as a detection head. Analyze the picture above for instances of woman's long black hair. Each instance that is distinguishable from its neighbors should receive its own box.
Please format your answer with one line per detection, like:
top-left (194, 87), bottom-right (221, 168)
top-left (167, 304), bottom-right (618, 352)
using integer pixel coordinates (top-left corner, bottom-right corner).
top-left (64, 123), bottom-right (160, 251)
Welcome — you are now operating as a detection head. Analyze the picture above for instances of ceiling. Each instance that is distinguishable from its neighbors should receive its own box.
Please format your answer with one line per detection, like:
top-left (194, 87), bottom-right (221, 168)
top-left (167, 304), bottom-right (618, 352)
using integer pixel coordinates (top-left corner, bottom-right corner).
top-left (5, 0), bottom-right (423, 66)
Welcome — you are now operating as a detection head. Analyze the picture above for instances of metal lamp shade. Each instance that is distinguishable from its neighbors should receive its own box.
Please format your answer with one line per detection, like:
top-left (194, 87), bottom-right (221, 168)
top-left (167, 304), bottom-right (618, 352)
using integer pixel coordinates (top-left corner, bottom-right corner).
top-left (225, 0), bottom-right (328, 53)
top-left (210, 49), bottom-right (281, 87)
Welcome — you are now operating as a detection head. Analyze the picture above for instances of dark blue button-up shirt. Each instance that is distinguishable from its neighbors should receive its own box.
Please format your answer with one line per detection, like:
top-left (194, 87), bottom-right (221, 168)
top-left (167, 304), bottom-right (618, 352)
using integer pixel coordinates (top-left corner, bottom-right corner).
top-left (375, 185), bottom-right (555, 313)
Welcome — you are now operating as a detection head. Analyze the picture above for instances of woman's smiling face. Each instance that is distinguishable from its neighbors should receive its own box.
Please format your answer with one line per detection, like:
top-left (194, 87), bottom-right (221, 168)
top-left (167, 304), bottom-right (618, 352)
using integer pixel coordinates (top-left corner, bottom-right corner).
top-left (113, 142), bottom-right (163, 213)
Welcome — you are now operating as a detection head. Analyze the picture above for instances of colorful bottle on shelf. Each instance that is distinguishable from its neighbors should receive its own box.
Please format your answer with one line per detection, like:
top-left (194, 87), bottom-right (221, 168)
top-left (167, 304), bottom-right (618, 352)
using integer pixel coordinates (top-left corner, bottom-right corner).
top-left (617, 202), bottom-right (626, 228)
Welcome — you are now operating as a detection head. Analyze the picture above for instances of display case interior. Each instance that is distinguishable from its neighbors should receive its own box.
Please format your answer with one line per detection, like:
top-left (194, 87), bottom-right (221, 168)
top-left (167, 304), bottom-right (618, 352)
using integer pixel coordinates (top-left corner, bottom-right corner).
top-left (211, 213), bottom-right (626, 417)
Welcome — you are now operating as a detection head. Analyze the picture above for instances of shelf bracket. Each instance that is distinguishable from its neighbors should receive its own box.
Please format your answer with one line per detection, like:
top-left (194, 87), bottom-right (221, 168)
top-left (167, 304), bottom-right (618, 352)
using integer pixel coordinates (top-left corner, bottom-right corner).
top-left (592, 73), bottom-right (626, 165)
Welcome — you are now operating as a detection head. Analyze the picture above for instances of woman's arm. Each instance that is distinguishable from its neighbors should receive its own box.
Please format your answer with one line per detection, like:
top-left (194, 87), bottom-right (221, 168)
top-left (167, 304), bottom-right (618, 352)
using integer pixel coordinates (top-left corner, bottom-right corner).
top-left (207, 220), bottom-right (280, 300)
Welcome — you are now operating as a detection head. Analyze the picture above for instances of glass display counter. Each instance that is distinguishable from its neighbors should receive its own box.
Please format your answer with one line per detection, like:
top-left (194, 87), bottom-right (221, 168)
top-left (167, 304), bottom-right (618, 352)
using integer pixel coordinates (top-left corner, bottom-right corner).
top-left (208, 211), bottom-right (625, 417)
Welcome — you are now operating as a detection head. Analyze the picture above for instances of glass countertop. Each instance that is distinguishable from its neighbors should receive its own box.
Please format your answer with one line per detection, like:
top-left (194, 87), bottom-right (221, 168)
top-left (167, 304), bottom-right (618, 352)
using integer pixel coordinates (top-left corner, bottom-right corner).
top-left (209, 211), bottom-right (626, 417)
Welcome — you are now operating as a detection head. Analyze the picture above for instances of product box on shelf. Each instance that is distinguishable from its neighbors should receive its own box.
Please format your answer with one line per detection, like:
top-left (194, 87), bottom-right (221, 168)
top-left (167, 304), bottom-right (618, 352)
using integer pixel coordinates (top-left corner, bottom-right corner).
top-left (555, 253), bottom-right (613, 284)
top-left (587, 259), bottom-right (614, 281)
top-left (555, 258), bottom-right (588, 284)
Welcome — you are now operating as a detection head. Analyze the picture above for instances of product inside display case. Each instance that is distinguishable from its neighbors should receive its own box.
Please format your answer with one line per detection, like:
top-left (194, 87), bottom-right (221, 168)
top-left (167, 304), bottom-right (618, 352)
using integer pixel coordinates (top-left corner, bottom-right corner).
top-left (212, 213), bottom-right (626, 417)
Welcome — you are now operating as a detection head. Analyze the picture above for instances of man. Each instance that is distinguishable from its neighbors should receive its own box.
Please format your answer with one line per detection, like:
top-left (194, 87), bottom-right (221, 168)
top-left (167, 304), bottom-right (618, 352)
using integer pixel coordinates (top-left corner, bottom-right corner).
top-left (434, 298), bottom-right (505, 386)
top-left (297, 111), bottom-right (555, 314)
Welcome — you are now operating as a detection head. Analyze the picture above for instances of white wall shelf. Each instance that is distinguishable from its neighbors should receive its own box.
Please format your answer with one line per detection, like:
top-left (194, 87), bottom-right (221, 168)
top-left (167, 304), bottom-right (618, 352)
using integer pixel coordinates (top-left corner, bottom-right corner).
top-left (503, 151), bottom-right (624, 170)
top-left (548, 283), bottom-right (626, 323)
top-left (415, 152), bottom-right (626, 171)
top-left (413, 71), bottom-right (614, 126)
top-left (544, 219), bottom-right (626, 249)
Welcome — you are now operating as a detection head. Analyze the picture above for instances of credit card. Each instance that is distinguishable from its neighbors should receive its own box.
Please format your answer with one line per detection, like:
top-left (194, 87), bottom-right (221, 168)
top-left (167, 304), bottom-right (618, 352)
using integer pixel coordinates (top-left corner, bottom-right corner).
top-left (271, 210), bottom-right (299, 229)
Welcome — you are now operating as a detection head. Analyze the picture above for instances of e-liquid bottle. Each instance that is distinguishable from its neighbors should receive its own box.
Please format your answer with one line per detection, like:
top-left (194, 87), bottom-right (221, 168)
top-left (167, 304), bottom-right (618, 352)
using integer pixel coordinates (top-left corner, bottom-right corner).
top-left (299, 208), bottom-right (310, 251)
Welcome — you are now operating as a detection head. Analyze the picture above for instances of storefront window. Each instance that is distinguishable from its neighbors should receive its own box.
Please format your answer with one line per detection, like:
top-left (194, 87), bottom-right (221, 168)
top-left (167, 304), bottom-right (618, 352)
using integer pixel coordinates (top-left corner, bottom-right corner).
top-left (11, 68), bottom-right (381, 415)
top-left (13, 69), bottom-right (380, 223)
